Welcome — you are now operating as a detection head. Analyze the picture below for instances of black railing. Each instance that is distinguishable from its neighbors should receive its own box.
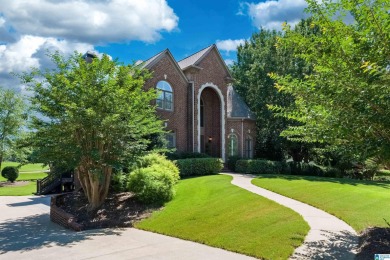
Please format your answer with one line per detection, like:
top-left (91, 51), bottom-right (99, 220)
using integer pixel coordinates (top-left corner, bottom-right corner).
top-left (36, 171), bottom-right (74, 195)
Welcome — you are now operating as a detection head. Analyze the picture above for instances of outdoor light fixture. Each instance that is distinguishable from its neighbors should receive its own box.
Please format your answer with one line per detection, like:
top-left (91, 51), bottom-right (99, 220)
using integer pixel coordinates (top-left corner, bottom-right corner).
top-left (208, 136), bottom-right (212, 142)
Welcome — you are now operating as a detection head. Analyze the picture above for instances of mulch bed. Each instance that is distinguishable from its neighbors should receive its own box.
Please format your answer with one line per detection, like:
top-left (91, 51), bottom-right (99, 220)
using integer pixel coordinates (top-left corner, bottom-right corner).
top-left (0, 181), bottom-right (30, 187)
top-left (356, 227), bottom-right (390, 259)
top-left (56, 191), bottom-right (161, 229)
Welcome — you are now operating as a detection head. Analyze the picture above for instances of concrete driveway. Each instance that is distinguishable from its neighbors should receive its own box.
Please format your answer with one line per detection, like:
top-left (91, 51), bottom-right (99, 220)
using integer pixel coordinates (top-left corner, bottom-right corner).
top-left (0, 196), bottom-right (253, 260)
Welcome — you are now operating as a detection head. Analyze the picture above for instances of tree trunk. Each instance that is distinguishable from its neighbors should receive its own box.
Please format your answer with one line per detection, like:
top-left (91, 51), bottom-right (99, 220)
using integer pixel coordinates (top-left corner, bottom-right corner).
top-left (76, 162), bottom-right (112, 211)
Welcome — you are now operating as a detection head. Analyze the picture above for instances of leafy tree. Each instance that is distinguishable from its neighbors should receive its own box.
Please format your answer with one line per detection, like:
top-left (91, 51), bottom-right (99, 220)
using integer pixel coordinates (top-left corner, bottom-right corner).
top-left (0, 88), bottom-right (26, 169)
top-left (22, 52), bottom-right (164, 210)
top-left (271, 0), bottom-right (390, 165)
top-left (232, 20), bottom-right (316, 161)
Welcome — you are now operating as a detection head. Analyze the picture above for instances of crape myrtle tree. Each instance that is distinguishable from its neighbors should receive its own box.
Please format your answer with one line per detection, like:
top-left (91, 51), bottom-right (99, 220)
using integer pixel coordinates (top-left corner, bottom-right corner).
top-left (232, 19), bottom-right (317, 161)
top-left (22, 52), bottom-right (164, 210)
top-left (270, 0), bottom-right (390, 166)
top-left (0, 87), bottom-right (26, 169)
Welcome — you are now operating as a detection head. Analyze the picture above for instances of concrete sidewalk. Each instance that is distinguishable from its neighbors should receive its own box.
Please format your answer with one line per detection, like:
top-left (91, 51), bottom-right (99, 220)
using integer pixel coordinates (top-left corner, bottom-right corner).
top-left (0, 196), bottom-right (254, 260)
top-left (225, 173), bottom-right (359, 260)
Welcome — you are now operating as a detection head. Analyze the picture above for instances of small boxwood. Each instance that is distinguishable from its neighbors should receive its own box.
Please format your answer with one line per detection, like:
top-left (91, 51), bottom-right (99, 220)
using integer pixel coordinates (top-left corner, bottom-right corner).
top-left (1, 166), bottom-right (19, 182)
top-left (176, 158), bottom-right (223, 177)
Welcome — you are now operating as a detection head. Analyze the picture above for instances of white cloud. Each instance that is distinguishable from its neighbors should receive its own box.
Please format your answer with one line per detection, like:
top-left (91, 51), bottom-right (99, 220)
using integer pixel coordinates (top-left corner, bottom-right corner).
top-left (216, 39), bottom-right (246, 53)
top-left (245, 0), bottom-right (307, 30)
top-left (224, 59), bottom-right (235, 66)
top-left (0, 0), bottom-right (179, 44)
top-left (0, 17), bottom-right (5, 27)
top-left (0, 35), bottom-right (94, 91)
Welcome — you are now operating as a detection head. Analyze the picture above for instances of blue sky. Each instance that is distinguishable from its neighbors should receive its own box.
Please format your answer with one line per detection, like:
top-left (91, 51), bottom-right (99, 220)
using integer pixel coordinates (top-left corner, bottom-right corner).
top-left (0, 0), bottom-right (307, 92)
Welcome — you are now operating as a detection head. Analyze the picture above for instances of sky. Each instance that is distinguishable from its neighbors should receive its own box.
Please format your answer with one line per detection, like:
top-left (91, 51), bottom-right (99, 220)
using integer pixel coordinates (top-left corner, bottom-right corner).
top-left (0, 0), bottom-right (308, 92)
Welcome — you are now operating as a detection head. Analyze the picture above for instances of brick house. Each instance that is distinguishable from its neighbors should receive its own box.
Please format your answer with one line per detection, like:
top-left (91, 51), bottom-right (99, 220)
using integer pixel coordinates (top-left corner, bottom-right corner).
top-left (140, 44), bottom-right (256, 162)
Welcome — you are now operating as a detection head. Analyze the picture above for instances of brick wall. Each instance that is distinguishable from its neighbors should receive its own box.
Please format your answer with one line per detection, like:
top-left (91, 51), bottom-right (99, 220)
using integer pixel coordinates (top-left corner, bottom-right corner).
top-left (50, 195), bottom-right (84, 231)
top-left (226, 119), bottom-right (256, 158)
top-left (144, 55), bottom-right (190, 152)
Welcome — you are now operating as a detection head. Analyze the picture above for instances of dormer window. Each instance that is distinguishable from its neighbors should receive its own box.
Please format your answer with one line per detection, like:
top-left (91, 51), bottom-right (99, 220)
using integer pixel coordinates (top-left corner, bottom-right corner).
top-left (156, 81), bottom-right (173, 111)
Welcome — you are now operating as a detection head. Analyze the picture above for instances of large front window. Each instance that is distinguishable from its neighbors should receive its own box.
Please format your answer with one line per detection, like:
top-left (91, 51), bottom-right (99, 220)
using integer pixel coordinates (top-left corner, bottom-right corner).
top-left (156, 81), bottom-right (173, 111)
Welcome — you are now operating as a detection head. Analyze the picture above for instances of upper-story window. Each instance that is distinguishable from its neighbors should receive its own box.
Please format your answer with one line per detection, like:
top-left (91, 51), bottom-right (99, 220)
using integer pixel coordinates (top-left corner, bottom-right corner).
top-left (156, 81), bottom-right (173, 111)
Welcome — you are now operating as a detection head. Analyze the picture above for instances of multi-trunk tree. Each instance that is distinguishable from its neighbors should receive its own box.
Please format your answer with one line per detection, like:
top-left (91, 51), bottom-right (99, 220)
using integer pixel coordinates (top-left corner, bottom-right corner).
top-left (22, 52), bottom-right (164, 210)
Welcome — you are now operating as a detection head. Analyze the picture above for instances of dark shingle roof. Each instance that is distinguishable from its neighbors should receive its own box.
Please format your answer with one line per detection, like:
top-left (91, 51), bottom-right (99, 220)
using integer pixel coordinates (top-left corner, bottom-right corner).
top-left (227, 85), bottom-right (256, 120)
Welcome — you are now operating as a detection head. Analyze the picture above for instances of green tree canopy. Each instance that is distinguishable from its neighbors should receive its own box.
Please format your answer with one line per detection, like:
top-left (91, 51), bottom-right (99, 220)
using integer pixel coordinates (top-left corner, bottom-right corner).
top-left (232, 20), bottom-right (316, 161)
top-left (22, 52), bottom-right (164, 209)
top-left (0, 87), bottom-right (26, 169)
top-left (271, 0), bottom-right (390, 165)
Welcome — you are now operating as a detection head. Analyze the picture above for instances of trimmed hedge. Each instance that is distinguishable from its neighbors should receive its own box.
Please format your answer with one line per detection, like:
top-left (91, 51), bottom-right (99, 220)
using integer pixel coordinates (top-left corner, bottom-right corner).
top-left (1, 166), bottom-right (19, 182)
top-left (227, 156), bottom-right (241, 172)
top-left (166, 152), bottom-right (210, 160)
top-left (176, 158), bottom-right (223, 177)
top-left (236, 159), bottom-right (288, 174)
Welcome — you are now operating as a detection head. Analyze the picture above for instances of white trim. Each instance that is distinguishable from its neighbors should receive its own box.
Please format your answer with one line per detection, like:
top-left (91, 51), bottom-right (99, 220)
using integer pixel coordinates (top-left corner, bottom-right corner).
top-left (190, 81), bottom-right (195, 152)
top-left (197, 82), bottom-right (226, 162)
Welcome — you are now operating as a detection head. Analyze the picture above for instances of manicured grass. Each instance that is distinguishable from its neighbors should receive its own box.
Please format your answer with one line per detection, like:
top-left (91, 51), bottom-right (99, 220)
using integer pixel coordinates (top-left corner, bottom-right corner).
top-left (252, 175), bottom-right (390, 233)
top-left (1, 162), bottom-right (49, 172)
top-left (0, 172), bottom-right (48, 182)
top-left (0, 181), bottom-right (36, 196)
top-left (136, 175), bottom-right (309, 259)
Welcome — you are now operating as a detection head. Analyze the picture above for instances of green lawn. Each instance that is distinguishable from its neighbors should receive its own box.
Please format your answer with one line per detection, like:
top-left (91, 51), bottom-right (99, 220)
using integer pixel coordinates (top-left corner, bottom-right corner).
top-left (1, 162), bottom-right (49, 172)
top-left (0, 172), bottom-right (48, 182)
top-left (252, 175), bottom-right (390, 233)
top-left (136, 175), bottom-right (309, 259)
top-left (0, 181), bottom-right (36, 196)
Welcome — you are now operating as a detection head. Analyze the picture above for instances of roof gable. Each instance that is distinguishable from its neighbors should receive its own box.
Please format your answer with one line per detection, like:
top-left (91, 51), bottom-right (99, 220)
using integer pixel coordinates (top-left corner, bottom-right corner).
top-left (178, 44), bottom-right (232, 78)
top-left (140, 49), bottom-right (188, 83)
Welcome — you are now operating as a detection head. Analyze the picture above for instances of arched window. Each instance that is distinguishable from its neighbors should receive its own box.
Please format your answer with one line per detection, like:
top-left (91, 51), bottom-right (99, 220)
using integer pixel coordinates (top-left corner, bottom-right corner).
top-left (156, 81), bottom-right (173, 111)
top-left (228, 134), bottom-right (238, 157)
top-left (245, 135), bottom-right (253, 159)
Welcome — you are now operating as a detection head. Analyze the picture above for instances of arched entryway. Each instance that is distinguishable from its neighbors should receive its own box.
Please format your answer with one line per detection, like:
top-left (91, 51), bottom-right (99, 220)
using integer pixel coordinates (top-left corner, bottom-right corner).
top-left (197, 84), bottom-right (225, 160)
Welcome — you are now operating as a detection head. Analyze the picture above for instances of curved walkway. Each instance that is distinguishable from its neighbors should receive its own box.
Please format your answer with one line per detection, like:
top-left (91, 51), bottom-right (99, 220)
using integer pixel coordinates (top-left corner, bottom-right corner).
top-left (0, 196), bottom-right (254, 260)
top-left (225, 173), bottom-right (359, 259)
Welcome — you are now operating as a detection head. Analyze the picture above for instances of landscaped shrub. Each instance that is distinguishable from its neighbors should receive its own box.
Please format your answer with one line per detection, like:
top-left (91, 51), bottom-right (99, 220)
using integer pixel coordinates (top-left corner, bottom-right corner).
top-left (323, 167), bottom-right (343, 178)
top-left (288, 162), bottom-right (324, 176)
top-left (235, 159), bottom-right (284, 174)
top-left (1, 166), bottom-right (19, 182)
top-left (127, 153), bottom-right (180, 205)
top-left (176, 158), bottom-right (223, 176)
top-left (137, 153), bottom-right (180, 182)
top-left (166, 151), bottom-right (210, 160)
top-left (110, 169), bottom-right (128, 192)
top-left (227, 156), bottom-right (241, 172)
top-left (127, 165), bottom-right (177, 205)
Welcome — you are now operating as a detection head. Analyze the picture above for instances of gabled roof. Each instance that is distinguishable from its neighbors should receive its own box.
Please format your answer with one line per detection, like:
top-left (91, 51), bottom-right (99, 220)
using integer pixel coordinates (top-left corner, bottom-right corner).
top-left (139, 49), bottom-right (188, 83)
top-left (227, 85), bottom-right (256, 120)
top-left (178, 45), bottom-right (214, 70)
top-left (178, 44), bottom-right (232, 78)
top-left (139, 49), bottom-right (166, 69)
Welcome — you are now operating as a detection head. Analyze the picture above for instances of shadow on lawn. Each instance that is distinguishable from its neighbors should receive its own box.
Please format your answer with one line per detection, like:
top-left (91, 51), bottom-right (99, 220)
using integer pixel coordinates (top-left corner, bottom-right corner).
top-left (256, 174), bottom-right (390, 189)
top-left (291, 230), bottom-right (358, 260)
top-left (0, 213), bottom-right (122, 254)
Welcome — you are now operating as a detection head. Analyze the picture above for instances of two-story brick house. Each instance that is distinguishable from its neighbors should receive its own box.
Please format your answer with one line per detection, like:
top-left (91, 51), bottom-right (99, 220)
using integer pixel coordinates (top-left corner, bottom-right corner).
top-left (140, 44), bottom-right (256, 162)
